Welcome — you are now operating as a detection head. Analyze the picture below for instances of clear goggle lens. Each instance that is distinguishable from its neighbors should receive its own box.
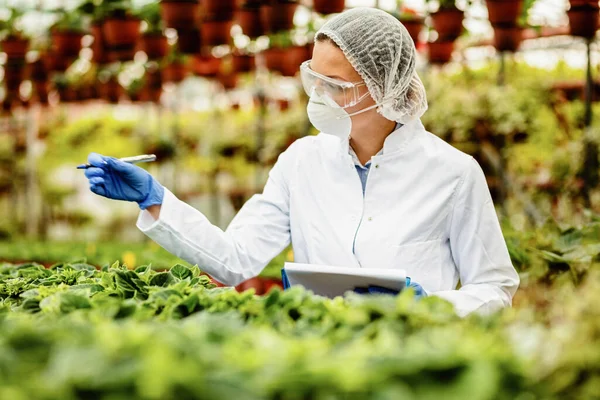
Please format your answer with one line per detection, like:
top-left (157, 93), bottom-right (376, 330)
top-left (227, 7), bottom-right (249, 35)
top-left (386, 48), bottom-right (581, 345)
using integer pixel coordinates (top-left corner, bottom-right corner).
top-left (300, 60), bottom-right (369, 109)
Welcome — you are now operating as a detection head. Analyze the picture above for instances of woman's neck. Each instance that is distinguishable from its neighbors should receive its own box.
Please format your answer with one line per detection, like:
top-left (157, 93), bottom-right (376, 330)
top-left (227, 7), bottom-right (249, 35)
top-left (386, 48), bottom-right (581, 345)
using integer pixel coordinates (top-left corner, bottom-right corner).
top-left (349, 115), bottom-right (397, 165)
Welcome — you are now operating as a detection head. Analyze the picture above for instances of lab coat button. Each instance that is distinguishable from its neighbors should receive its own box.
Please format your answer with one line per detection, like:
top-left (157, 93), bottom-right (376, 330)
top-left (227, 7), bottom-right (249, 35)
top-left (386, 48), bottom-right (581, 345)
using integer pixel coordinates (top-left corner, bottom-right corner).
top-left (375, 164), bottom-right (379, 168)
top-left (368, 217), bottom-right (373, 221)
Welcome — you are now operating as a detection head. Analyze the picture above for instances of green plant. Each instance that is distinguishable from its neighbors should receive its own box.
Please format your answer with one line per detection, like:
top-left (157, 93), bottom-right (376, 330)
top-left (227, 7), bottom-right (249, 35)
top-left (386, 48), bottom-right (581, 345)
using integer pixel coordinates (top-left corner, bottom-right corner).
top-left (0, 8), bottom-right (26, 39)
top-left (51, 9), bottom-right (89, 33)
top-left (78, 0), bottom-right (138, 21)
top-left (138, 2), bottom-right (163, 33)
top-left (268, 30), bottom-right (295, 48)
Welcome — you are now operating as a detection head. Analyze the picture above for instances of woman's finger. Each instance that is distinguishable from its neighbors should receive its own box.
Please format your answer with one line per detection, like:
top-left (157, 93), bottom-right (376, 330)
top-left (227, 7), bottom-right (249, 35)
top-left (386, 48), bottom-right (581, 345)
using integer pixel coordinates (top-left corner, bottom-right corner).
top-left (90, 183), bottom-right (106, 197)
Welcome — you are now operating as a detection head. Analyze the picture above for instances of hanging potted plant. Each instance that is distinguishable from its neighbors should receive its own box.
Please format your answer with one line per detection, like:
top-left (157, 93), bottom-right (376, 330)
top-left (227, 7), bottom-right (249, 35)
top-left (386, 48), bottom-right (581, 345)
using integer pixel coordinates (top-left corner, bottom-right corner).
top-left (190, 52), bottom-right (221, 77)
top-left (201, 16), bottom-right (234, 46)
top-left (0, 8), bottom-right (29, 60)
top-left (160, 0), bottom-right (201, 30)
top-left (427, 0), bottom-right (465, 41)
top-left (265, 30), bottom-right (308, 76)
top-left (78, 1), bottom-right (110, 64)
top-left (313, 0), bottom-right (345, 15)
top-left (161, 50), bottom-right (189, 83)
top-left (53, 73), bottom-right (77, 103)
top-left (140, 66), bottom-right (163, 102)
top-left (3, 59), bottom-right (25, 93)
top-left (176, 28), bottom-right (202, 54)
top-left (137, 2), bottom-right (169, 60)
top-left (50, 10), bottom-right (87, 58)
top-left (232, 50), bottom-right (256, 73)
top-left (235, 1), bottom-right (265, 38)
top-left (260, 0), bottom-right (299, 33)
top-left (567, 2), bottom-right (600, 38)
top-left (28, 59), bottom-right (48, 83)
top-left (486, 0), bottom-right (523, 26)
top-left (102, 0), bottom-right (142, 50)
top-left (203, 0), bottom-right (236, 21)
top-left (427, 39), bottom-right (454, 64)
top-left (491, 0), bottom-right (534, 52)
top-left (394, 3), bottom-right (425, 45)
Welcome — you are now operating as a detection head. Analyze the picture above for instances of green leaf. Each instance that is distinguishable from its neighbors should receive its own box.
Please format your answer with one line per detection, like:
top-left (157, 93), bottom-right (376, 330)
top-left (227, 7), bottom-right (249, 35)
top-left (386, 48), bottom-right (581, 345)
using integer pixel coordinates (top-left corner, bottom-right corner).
top-left (149, 272), bottom-right (174, 287)
top-left (170, 264), bottom-right (192, 280)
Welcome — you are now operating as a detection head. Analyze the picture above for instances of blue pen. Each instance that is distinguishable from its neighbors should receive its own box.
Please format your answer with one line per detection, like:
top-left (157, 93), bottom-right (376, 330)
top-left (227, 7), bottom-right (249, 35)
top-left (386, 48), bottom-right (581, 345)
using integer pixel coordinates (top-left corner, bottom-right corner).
top-left (76, 154), bottom-right (157, 169)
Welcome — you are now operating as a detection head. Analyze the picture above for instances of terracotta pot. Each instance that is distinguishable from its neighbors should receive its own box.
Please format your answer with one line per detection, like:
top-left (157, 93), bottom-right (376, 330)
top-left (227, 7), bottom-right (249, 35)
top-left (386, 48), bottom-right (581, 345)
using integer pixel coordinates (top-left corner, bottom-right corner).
top-left (400, 18), bottom-right (425, 45)
top-left (51, 31), bottom-right (84, 57)
top-left (232, 53), bottom-right (256, 72)
top-left (41, 52), bottom-right (72, 72)
top-left (235, 276), bottom-right (264, 294)
top-left (493, 24), bottom-right (523, 52)
top-left (91, 23), bottom-right (109, 64)
top-left (201, 19), bottom-right (233, 46)
top-left (103, 17), bottom-right (141, 48)
top-left (428, 39), bottom-right (455, 64)
top-left (279, 45), bottom-right (309, 77)
top-left (190, 54), bottom-right (221, 77)
top-left (217, 72), bottom-right (238, 89)
top-left (162, 62), bottom-right (188, 83)
top-left (263, 279), bottom-right (283, 293)
top-left (263, 47), bottom-right (284, 72)
top-left (146, 69), bottom-right (163, 89)
top-left (313, 0), bottom-right (345, 14)
top-left (29, 59), bottom-right (48, 82)
top-left (34, 81), bottom-right (49, 104)
top-left (260, 3), bottom-right (298, 33)
top-left (137, 33), bottom-right (169, 59)
top-left (107, 47), bottom-right (137, 62)
top-left (3, 60), bottom-right (25, 92)
top-left (204, 0), bottom-right (236, 20)
top-left (486, 0), bottom-right (523, 26)
top-left (430, 7), bottom-right (464, 40)
top-left (176, 28), bottom-right (202, 54)
top-left (57, 86), bottom-right (77, 103)
top-left (139, 86), bottom-right (163, 103)
top-left (235, 7), bottom-right (265, 38)
top-left (160, 0), bottom-right (200, 30)
top-left (569, 0), bottom-right (600, 6)
top-left (99, 79), bottom-right (123, 103)
top-left (1, 36), bottom-right (29, 60)
top-left (567, 5), bottom-right (600, 38)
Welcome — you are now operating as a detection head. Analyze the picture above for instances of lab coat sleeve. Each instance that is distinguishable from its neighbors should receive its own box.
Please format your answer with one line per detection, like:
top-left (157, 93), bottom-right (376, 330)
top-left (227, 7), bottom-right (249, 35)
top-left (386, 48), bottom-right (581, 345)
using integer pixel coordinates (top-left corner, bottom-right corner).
top-left (432, 158), bottom-right (520, 317)
top-left (136, 144), bottom-right (297, 286)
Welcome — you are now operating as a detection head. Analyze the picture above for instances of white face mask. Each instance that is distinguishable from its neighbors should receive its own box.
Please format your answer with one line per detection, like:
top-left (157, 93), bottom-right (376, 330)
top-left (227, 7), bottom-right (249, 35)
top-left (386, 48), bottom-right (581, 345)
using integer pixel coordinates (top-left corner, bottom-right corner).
top-left (306, 90), bottom-right (385, 140)
top-left (306, 91), bottom-right (352, 140)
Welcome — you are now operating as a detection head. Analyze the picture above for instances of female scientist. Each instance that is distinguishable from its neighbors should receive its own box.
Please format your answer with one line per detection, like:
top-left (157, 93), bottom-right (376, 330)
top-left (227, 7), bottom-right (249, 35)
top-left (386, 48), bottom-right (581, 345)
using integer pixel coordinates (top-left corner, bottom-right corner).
top-left (83, 8), bottom-right (519, 316)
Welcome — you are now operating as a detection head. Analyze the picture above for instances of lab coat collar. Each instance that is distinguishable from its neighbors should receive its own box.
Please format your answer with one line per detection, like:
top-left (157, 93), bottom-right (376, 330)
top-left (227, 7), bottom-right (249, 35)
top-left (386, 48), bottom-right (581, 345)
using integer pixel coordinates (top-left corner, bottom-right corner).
top-left (339, 118), bottom-right (424, 159)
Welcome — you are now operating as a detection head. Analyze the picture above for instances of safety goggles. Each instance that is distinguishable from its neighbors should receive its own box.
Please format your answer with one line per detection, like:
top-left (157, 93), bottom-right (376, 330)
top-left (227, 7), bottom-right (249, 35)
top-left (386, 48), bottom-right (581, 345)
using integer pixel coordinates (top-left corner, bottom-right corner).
top-left (300, 60), bottom-right (370, 109)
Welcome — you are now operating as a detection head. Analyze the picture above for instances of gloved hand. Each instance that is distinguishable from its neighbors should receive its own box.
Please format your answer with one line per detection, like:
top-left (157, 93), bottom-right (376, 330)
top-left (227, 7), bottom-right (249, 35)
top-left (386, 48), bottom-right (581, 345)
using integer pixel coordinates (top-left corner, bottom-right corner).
top-left (354, 278), bottom-right (427, 299)
top-left (83, 153), bottom-right (164, 210)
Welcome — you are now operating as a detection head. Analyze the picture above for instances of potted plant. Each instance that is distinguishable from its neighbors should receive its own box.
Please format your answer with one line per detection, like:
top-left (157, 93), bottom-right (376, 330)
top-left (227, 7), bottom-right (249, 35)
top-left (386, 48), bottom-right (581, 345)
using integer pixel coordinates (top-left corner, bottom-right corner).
top-left (486, 0), bottom-right (523, 26)
top-left (160, 0), bottom-right (201, 30)
top-left (235, 1), bottom-right (265, 38)
top-left (490, 0), bottom-right (535, 52)
top-left (161, 50), bottom-right (189, 83)
top-left (137, 2), bottom-right (169, 60)
top-left (394, 3), bottom-right (425, 45)
top-left (426, 0), bottom-right (465, 41)
top-left (0, 8), bottom-right (29, 60)
top-left (50, 10), bottom-right (87, 58)
top-left (201, 17), bottom-right (234, 46)
top-left (176, 28), bottom-right (202, 54)
top-left (101, 0), bottom-right (142, 49)
top-left (3, 59), bottom-right (25, 93)
top-left (190, 53), bottom-right (221, 77)
top-left (53, 73), bottom-right (77, 103)
top-left (28, 58), bottom-right (48, 83)
top-left (203, 0), bottom-right (236, 21)
top-left (567, 2), bottom-right (599, 38)
top-left (265, 31), bottom-right (308, 76)
top-left (217, 55), bottom-right (238, 89)
top-left (313, 0), bottom-right (345, 15)
top-left (97, 67), bottom-right (123, 103)
top-left (260, 0), bottom-right (298, 33)
top-left (232, 50), bottom-right (256, 73)
top-left (427, 39), bottom-right (454, 64)
top-left (78, 1), bottom-right (109, 63)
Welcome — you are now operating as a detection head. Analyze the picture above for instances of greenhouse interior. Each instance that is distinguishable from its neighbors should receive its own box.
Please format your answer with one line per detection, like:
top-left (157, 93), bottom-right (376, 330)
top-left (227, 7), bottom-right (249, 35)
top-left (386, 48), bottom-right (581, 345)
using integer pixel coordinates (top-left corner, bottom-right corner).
top-left (0, 0), bottom-right (599, 398)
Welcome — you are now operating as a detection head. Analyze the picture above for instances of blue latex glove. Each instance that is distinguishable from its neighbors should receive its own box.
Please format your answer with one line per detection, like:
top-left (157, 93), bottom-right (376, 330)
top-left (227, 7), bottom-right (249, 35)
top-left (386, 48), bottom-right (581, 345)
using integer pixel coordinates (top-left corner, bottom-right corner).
top-left (83, 153), bottom-right (164, 210)
top-left (354, 278), bottom-right (428, 299)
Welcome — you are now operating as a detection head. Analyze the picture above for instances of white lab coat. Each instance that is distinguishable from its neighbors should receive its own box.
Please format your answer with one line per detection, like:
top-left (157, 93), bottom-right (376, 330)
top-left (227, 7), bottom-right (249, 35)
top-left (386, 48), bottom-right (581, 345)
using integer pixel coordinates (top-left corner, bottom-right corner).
top-left (137, 118), bottom-right (519, 316)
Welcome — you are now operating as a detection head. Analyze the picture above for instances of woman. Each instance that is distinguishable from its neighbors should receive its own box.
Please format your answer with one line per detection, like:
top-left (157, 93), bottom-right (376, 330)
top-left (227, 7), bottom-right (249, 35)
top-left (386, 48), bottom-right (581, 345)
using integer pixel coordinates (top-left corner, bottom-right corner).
top-left (84, 8), bottom-right (519, 316)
